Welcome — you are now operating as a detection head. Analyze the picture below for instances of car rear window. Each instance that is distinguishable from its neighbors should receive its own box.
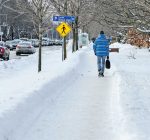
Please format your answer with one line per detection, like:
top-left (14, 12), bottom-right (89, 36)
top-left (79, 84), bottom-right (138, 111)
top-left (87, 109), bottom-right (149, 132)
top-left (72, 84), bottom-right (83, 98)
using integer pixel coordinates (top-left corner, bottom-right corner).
top-left (19, 42), bottom-right (31, 45)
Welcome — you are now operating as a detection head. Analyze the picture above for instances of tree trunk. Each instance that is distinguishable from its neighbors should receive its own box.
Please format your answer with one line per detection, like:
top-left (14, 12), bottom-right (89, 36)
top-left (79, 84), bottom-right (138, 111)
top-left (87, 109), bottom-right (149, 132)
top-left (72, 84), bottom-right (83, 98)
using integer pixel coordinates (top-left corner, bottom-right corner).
top-left (38, 21), bottom-right (42, 72)
top-left (11, 26), bottom-right (14, 40)
top-left (75, 16), bottom-right (79, 51)
top-left (38, 0), bottom-right (42, 72)
top-left (72, 24), bottom-right (75, 53)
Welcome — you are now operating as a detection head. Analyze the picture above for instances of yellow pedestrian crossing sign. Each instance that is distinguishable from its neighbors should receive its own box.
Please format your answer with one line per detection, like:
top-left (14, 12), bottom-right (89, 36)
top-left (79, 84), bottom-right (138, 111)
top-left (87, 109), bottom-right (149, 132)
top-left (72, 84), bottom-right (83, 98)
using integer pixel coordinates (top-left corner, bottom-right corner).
top-left (56, 22), bottom-right (71, 37)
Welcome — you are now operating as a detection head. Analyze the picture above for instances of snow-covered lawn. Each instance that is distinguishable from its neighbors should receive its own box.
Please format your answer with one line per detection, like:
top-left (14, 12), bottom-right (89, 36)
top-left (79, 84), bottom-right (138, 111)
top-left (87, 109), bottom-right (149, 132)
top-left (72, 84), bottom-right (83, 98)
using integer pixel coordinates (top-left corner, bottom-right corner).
top-left (0, 42), bottom-right (150, 139)
top-left (111, 43), bottom-right (150, 139)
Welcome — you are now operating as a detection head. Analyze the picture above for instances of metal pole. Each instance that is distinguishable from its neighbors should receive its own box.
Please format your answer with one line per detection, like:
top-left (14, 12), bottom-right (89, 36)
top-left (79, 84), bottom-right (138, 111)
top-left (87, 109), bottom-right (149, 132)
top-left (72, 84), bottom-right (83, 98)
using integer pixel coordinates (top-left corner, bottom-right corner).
top-left (52, 26), bottom-right (54, 40)
top-left (0, 25), bottom-right (2, 41)
top-left (62, 38), bottom-right (64, 61)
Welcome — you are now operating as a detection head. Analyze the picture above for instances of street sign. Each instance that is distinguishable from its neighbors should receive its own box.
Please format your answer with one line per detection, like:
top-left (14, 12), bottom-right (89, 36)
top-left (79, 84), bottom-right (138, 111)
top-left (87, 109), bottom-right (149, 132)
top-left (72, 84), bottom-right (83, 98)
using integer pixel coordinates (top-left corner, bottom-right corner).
top-left (56, 22), bottom-right (71, 37)
top-left (0, 32), bottom-right (3, 36)
top-left (53, 16), bottom-right (75, 22)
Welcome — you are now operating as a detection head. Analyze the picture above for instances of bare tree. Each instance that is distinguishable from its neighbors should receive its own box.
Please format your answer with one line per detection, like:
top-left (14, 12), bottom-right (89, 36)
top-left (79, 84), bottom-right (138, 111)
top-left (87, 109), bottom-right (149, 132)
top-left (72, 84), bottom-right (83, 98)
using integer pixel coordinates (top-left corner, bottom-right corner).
top-left (2, 0), bottom-right (150, 43)
top-left (50, 0), bottom-right (96, 53)
top-left (16, 0), bottom-right (53, 72)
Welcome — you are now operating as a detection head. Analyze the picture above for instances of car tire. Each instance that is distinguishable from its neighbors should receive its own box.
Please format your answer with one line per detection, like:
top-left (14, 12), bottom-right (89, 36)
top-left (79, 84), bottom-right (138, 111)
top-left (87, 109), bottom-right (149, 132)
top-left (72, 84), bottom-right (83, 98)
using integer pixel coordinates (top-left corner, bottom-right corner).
top-left (7, 56), bottom-right (9, 60)
top-left (16, 52), bottom-right (20, 56)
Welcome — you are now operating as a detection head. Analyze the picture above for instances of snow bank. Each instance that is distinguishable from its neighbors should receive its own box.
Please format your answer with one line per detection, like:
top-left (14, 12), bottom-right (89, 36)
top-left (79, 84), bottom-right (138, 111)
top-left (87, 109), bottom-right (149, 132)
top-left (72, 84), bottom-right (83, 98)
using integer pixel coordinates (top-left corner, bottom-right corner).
top-left (110, 43), bottom-right (150, 139)
top-left (0, 44), bottom-right (87, 116)
top-left (0, 50), bottom-right (86, 140)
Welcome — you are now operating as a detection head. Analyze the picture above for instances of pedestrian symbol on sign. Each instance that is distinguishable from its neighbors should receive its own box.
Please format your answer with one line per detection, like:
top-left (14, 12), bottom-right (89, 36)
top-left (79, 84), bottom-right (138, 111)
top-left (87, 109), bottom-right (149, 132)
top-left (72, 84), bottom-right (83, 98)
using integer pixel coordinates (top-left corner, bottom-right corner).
top-left (62, 25), bottom-right (66, 34)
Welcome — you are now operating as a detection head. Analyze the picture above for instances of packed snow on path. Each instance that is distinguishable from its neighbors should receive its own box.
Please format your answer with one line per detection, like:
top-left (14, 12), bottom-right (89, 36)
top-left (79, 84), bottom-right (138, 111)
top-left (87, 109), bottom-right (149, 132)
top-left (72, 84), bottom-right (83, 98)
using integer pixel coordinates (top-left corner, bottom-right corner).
top-left (0, 42), bottom-right (150, 140)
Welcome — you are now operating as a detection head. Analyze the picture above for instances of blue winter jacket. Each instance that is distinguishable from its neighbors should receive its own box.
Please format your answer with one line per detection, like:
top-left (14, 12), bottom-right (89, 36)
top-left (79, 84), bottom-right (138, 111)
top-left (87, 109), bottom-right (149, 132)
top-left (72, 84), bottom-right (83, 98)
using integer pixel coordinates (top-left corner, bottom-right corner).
top-left (93, 34), bottom-right (109, 56)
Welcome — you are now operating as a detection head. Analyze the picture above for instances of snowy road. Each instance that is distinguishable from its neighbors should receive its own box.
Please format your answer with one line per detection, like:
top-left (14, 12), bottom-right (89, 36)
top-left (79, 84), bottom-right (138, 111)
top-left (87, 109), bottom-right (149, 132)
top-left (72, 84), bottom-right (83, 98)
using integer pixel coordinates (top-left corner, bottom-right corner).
top-left (0, 48), bottom-right (131, 140)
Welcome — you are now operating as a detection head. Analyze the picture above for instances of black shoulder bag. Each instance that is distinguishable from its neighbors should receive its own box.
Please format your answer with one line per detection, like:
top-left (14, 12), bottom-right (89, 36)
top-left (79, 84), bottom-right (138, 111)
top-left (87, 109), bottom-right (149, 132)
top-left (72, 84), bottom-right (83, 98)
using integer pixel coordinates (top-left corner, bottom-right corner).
top-left (106, 56), bottom-right (111, 69)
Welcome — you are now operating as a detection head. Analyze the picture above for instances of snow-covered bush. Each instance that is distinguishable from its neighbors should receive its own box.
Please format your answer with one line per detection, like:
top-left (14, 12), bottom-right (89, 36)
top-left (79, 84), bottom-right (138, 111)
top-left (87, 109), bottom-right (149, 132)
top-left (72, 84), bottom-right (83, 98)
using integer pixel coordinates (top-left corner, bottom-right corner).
top-left (128, 47), bottom-right (137, 59)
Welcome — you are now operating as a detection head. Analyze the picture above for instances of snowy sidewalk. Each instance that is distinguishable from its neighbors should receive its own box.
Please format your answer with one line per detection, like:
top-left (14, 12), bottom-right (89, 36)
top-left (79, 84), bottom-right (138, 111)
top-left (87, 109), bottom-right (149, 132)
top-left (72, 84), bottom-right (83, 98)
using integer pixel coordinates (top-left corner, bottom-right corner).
top-left (0, 47), bottom-right (131, 140)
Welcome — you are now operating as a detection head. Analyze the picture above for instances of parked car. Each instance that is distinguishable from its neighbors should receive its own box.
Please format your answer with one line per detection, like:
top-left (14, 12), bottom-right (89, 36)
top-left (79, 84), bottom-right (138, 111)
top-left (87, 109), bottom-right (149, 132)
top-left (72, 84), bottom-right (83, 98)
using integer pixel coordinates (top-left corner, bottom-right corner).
top-left (6, 39), bottom-right (22, 50)
top-left (0, 41), bottom-right (11, 49)
top-left (19, 38), bottom-right (29, 42)
top-left (16, 41), bottom-right (36, 55)
top-left (51, 40), bottom-right (56, 45)
top-left (59, 39), bottom-right (63, 45)
top-left (29, 39), bottom-right (39, 47)
top-left (54, 39), bottom-right (63, 45)
top-left (42, 38), bottom-right (49, 46)
top-left (5, 40), bottom-right (14, 50)
top-left (0, 41), bottom-right (5, 46)
top-left (0, 45), bottom-right (10, 60)
top-left (42, 37), bottom-right (54, 46)
top-left (48, 40), bottom-right (54, 46)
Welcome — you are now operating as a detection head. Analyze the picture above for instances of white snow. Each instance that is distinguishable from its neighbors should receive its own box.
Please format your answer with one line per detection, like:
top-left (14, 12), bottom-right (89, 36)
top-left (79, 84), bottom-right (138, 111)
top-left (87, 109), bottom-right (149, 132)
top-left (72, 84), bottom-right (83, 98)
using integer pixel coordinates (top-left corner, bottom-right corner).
top-left (0, 41), bottom-right (150, 139)
top-left (137, 28), bottom-right (150, 33)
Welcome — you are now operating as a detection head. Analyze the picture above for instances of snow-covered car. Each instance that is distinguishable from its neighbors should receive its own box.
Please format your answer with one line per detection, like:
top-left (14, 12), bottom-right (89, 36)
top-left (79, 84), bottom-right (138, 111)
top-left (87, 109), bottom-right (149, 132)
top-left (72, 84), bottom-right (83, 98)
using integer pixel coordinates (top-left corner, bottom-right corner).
top-left (29, 39), bottom-right (39, 47)
top-left (16, 41), bottom-right (36, 55)
top-left (19, 38), bottom-right (29, 42)
top-left (54, 39), bottom-right (63, 45)
top-left (42, 38), bottom-right (49, 46)
top-left (0, 45), bottom-right (10, 60)
top-left (0, 41), bottom-right (5, 46)
top-left (5, 40), bottom-right (16, 50)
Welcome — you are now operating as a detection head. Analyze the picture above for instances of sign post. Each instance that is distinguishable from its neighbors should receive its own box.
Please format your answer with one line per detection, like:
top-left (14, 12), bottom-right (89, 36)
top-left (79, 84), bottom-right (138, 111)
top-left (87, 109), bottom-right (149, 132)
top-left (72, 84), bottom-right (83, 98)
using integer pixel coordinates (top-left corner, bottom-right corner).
top-left (53, 16), bottom-right (75, 61)
top-left (56, 22), bottom-right (71, 60)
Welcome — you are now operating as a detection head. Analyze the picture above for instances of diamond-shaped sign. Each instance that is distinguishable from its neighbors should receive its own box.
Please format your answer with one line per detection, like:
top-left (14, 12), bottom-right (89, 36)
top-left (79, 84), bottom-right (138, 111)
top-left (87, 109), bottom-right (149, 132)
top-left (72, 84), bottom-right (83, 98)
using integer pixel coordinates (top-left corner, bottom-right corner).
top-left (56, 22), bottom-right (71, 37)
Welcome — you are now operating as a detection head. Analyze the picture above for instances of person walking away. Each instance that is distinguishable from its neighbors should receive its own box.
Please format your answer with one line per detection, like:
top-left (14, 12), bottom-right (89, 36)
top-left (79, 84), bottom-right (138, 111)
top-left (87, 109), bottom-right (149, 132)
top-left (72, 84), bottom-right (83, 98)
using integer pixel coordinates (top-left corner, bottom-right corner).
top-left (93, 31), bottom-right (109, 77)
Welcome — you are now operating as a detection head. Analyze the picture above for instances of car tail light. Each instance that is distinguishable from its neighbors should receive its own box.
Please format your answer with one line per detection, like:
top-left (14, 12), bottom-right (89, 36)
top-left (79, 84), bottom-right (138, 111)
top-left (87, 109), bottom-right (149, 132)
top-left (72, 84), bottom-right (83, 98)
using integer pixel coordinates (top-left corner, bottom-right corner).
top-left (0, 48), bottom-right (5, 54)
top-left (28, 46), bottom-right (32, 48)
